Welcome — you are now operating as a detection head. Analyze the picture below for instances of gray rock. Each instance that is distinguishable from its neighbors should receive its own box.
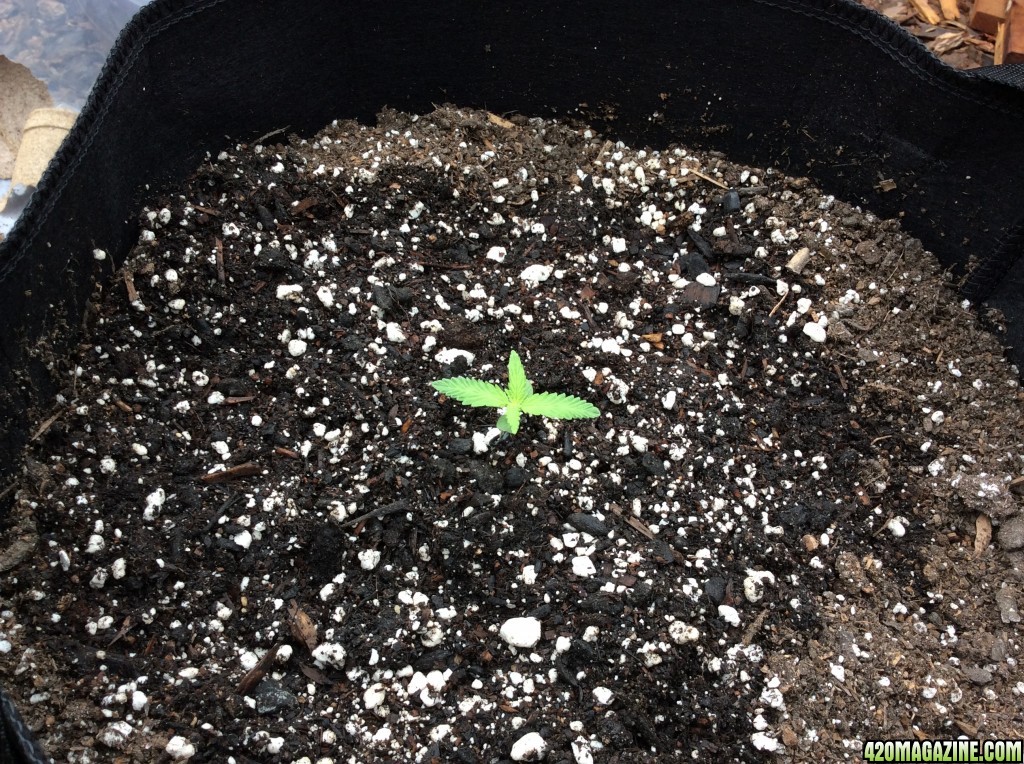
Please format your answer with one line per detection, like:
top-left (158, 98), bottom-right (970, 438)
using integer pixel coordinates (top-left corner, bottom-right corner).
top-left (446, 438), bottom-right (473, 455)
top-left (997, 515), bottom-right (1024, 551)
top-left (255, 677), bottom-right (297, 715)
top-left (995, 583), bottom-right (1022, 624)
top-left (990, 638), bottom-right (1008, 663)
top-left (567, 512), bottom-right (609, 537)
top-left (466, 461), bottom-right (503, 493)
top-left (504, 466), bottom-right (528, 490)
top-left (704, 577), bottom-right (728, 606)
top-left (640, 453), bottom-right (667, 477)
top-left (962, 666), bottom-right (993, 686)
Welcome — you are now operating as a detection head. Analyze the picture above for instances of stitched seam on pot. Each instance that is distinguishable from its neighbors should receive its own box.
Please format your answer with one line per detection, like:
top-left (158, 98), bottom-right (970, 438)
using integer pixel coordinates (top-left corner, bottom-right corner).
top-left (0, 0), bottom-right (229, 284)
top-left (0, 685), bottom-right (48, 763)
top-left (749, 0), bottom-right (1024, 117)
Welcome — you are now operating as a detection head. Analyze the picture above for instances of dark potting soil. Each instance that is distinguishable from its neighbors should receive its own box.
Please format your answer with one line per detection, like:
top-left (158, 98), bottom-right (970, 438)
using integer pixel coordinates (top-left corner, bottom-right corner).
top-left (1, 106), bottom-right (1022, 763)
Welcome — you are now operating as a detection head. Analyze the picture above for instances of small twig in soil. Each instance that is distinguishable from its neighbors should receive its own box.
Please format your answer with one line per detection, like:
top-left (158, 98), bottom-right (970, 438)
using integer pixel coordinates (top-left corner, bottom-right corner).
top-left (200, 462), bottom-right (263, 483)
top-left (273, 446), bottom-right (300, 459)
top-left (107, 617), bottom-right (134, 648)
top-left (742, 608), bottom-right (770, 646)
top-left (486, 112), bottom-right (516, 129)
top-left (30, 407), bottom-right (69, 441)
top-left (832, 362), bottom-right (848, 392)
top-left (254, 126), bottom-right (289, 145)
top-left (235, 644), bottom-right (280, 696)
top-left (338, 500), bottom-right (408, 528)
top-left (0, 481), bottom-right (16, 502)
top-left (607, 503), bottom-right (684, 563)
top-left (593, 139), bottom-right (614, 166)
top-left (864, 380), bottom-right (917, 403)
top-left (684, 167), bottom-right (728, 190)
top-left (769, 288), bottom-right (789, 317)
top-left (215, 236), bottom-right (226, 284)
top-left (123, 269), bottom-right (138, 303)
top-left (206, 494), bottom-right (244, 531)
top-left (414, 258), bottom-right (473, 270)
top-left (723, 272), bottom-right (777, 287)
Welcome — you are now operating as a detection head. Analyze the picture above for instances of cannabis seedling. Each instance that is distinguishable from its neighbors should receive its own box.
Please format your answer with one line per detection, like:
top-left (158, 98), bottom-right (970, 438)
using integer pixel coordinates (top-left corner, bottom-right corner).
top-left (431, 350), bottom-right (600, 434)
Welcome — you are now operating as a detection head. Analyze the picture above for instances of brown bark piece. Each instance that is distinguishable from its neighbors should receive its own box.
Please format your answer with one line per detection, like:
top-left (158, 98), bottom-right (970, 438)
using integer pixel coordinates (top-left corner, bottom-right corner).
top-left (288, 600), bottom-right (319, 653)
top-left (974, 513), bottom-right (993, 557)
top-left (970, 0), bottom-right (1010, 35)
top-left (909, 0), bottom-right (943, 24)
top-left (1005, 0), bottom-right (1024, 62)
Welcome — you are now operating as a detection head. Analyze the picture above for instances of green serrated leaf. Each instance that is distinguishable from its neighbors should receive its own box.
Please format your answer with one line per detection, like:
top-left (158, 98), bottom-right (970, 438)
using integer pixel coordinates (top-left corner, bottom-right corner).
top-left (521, 391), bottom-right (600, 421)
top-left (431, 378), bottom-right (509, 408)
top-left (496, 406), bottom-right (521, 434)
top-left (506, 350), bottom-right (532, 403)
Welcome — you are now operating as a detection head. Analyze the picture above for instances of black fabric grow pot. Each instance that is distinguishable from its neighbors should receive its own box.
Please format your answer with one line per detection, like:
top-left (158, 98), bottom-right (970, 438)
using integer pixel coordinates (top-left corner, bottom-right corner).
top-left (0, 0), bottom-right (1023, 758)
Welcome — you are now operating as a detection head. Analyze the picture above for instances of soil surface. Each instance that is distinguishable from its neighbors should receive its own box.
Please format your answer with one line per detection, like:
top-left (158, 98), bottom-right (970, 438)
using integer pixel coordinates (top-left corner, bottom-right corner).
top-left (1, 106), bottom-right (1023, 763)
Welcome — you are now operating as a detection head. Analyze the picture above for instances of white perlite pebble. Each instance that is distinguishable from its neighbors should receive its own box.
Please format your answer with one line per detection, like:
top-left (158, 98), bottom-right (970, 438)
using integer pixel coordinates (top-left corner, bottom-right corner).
top-left (358, 549), bottom-right (381, 570)
top-left (885, 517), bottom-right (907, 537)
top-left (232, 530), bottom-right (252, 550)
top-left (571, 556), bottom-right (597, 578)
top-left (572, 739), bottom-right (595, 764)
top-left (592, 686), bottom-right (614, 705)
top-left (131, 690), bottom-right (148, 711)
top-left (315, 285), bottom-right (334, 307)
top-left (661, 390), bottom-right (676, 410)
top-left (276, 284), bottom-right (303, 301)
top-left (364, 683), bottom-right (387, 709)
top-left (287, 339), bottom-right (308, 357)
top-left (519, 264), bottom-right (553, 283)
top-left (165, 736), bottom-right (196, 760)
top-left (696, 272), bottom-right (717, 287)
top-left (743, 570), bottom-right (775, 603)
top-left (718, 605), bottom-right (740, 626)
top-left (803, 322), bottom-right (827, 343)
top-left (311, 642), bottom-right (347, 669)
top-left (434, 348), bottom-right (476, 365)
top-left (486, 246), bottom-right (507, 263)
top-left (751, 732), bottom-right (779, 752)
top-left (668, 621), bottom-right (700, 644)
top-left (510, 731), bottom-right (547, 761)
top-left (98, 721), bottom-right (133, 749)
top-left (499, 616), bottom-right (542, 648)
top-left (143, 485), bottom-right (164, 520)
top-left (385, 322), bottom-right (407, 343)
